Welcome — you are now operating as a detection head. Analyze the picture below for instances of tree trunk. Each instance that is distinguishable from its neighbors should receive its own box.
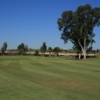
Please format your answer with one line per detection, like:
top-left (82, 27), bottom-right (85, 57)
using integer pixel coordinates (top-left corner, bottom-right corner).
top-left (83, 38), bottom-right (86, 59)
top-left (78, 53), bottom-right (81, 59)
top-left (83, 50), bottom-right (86, 59)
top-left (78, 38), bottom-right (86, 59)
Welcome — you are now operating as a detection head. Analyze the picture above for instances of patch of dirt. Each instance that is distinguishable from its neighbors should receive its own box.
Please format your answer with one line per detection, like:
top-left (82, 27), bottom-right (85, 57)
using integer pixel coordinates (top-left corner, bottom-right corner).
top-left (40, 79), bottom-right (93, 90)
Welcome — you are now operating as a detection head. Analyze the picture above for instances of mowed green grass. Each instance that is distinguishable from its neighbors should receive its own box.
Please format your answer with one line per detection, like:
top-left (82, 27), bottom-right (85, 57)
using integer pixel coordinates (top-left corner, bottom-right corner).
top-left (0, 56), bottom-right (100, 100)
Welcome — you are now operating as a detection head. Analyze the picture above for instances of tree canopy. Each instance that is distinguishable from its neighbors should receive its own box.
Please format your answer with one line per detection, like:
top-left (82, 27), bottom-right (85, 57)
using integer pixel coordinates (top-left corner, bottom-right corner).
top-left (17, 43), bottom-right (28, 55)
top-left (1, 42), bottom-right (8, 55)
top-left (57, 4), bottom-right (100, 59)
top-left (53, 47), bottom-right (61, 56)
top-left (40, 42), bottom-right (47, 56)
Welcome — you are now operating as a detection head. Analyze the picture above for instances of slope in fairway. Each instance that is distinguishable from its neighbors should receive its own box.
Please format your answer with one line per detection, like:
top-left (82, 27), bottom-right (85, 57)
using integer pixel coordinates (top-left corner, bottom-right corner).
top-left (0, 56), bottom-right (100, 100)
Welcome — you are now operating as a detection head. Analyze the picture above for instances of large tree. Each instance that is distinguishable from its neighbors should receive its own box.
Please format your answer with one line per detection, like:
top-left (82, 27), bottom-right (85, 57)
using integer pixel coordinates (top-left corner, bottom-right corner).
top-left (1, 42), bottom-right (8, 55)
top-left (17, 43), bottom-right (28, 55)
top-left (57, 4), bottom-right (100, 59)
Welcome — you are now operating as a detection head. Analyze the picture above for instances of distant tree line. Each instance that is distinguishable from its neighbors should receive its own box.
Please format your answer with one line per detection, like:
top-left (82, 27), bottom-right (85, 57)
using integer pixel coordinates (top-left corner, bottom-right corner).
top-left (0, 42), bottom-right (99, 57)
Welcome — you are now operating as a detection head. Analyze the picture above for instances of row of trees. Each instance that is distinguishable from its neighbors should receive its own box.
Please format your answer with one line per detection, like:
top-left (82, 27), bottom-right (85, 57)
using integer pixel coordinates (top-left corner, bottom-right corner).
top-left (0, 41), bottom-right (99, 56)
top-left (17, 42), bottom-right (62, 56)
top-left (0, 42), bottom-right (63, 56)
top-left (40, 42), bottom-right (61, 56)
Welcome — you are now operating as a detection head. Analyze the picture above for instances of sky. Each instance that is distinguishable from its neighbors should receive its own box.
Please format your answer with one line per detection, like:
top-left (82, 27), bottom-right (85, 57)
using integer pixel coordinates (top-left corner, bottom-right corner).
top-left (0, 0), bottom-right (100, 50)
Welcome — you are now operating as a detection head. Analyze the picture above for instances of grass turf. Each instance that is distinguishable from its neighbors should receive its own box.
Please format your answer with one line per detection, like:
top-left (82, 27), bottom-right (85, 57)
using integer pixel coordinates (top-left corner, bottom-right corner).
top-left (0, 56), bottom-right (100, 100)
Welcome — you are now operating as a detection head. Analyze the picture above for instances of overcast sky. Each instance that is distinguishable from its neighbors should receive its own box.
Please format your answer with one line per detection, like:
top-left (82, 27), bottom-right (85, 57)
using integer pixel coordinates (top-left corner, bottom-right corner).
top-left (0, 0), bottom-right (100, 50)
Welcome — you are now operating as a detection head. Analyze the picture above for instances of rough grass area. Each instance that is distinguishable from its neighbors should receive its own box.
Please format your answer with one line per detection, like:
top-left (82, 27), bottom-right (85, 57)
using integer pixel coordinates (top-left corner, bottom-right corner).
top-left (0, 56), bottom-right (100, 100)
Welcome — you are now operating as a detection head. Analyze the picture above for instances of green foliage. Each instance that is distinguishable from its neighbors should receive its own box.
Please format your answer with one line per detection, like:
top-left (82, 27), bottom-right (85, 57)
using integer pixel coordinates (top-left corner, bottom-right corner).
top-left (1, 42), bottom-right (8, 55)
top-left (40, 42), bottom-right (47, 53)
top-left (53, 47), bottom-right (61, 56)
top-left (34, 49), bottom-right (39, 56)
top-left (57, 4), bottom-right (100, 58)
top-left (48, 47), bottom-right (52, 52)
top-left (28, 48), bottom-right (35, 51)
top-left (53, 47), bottom-right (61, 53)
top-left (87, 46), bottom-right (93, 53)
top-left (17, 43), bottom-right (28, 55)
top-left (48, 47), bottom-right (53, 56)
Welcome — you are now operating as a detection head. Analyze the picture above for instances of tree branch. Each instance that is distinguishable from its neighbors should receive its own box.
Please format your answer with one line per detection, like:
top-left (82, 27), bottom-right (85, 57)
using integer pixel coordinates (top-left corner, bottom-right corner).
top-left (78, 38), bottom-right (84, 51)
